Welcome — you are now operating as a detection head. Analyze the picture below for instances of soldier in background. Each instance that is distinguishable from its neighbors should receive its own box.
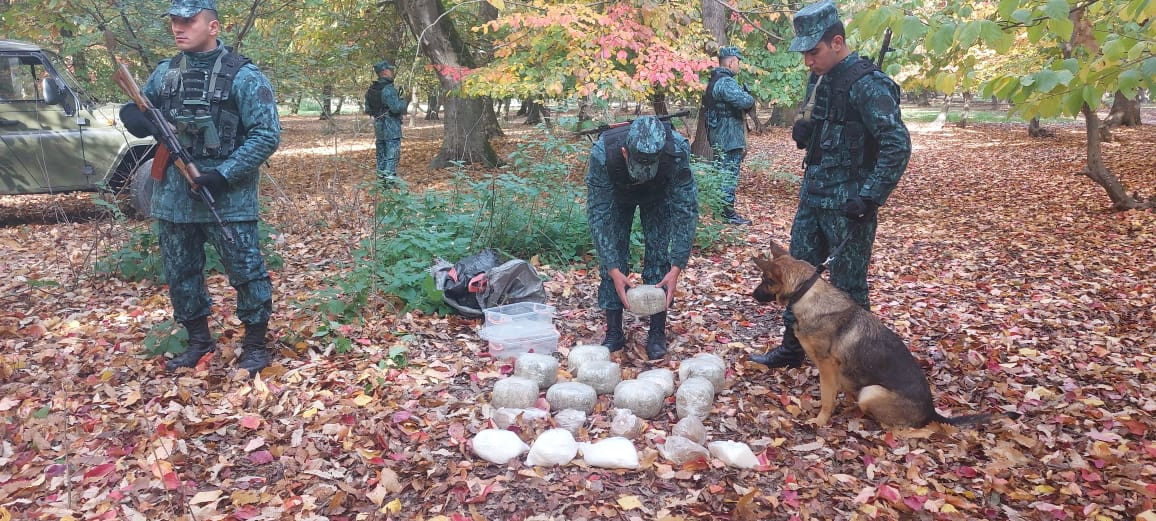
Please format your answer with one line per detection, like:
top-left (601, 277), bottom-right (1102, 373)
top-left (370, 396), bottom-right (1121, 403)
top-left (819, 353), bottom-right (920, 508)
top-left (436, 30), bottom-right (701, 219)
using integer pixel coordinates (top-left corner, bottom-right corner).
top-left (751, 0), bottom-right (911, 369)
top-left (704, 46), bottom-right (755, 225)
top-left (126, 0), bottom-right (281, 375)
top-left (367, 59), bottom-right (407, 185)
top-left (587, 116), bottom-right (699, 360)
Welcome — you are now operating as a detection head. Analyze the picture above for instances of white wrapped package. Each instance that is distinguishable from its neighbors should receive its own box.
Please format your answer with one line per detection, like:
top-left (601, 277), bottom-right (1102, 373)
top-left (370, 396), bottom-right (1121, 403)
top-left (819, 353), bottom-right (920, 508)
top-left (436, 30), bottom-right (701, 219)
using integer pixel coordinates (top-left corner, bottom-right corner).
top-left (514, 353), bottom-right (559, 389)
top-left (612, 379), bottom-right (666, 419)
top-left (492, 407), bottom-right (549, 429)
top-left (545, 381), bottom-right (598, 414)
top-left (553, 409), bottom-right (587, 434)
top-left (708, 441), bottom-right (759, 469)
top-left (636, 368), bottom-right (675, 397)
top-left (608, 409), bottom-right (644, 439)
top-left (567, 344), bottom-right (611, 374)
top-left (577, 360), bottom-right (621, 395)
top-left (693, 352), bottom-right (726, 371)
top-left (678, 357), bottom-right (725, 393)
top-left (626, 285), bottom-right (667, 316)
top-left (491, 376), bottom-right (540, 409)
top-left (672, 415), bottom-right (708, 445)
top-left (660, 435), bottom-right (710, 465)
top-left (579, 437), bottom-right (639, 469)
top-left (675, 377), bottom-right (715, 419)
top-left (471, 429), bottom-right (529, 464)
top-left (525, 428), bottom-right (578, 466)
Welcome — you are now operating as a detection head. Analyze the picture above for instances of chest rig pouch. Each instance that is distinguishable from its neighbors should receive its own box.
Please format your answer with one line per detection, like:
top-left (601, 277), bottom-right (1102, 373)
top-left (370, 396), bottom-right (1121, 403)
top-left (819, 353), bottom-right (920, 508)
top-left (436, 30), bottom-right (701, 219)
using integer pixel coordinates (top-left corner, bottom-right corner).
top-left (602, 123), bottom-right (684, 204)
top-left (806, 58), bottom-right (881, 177)
top-left (159, 48), bottom-right (252, 159)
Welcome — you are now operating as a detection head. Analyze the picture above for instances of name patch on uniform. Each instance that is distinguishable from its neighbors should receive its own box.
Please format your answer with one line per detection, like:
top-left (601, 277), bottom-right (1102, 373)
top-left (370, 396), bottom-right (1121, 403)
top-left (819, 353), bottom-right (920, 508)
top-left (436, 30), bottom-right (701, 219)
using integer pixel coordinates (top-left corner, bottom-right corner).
top-left (258, 86), bottom-right (274, 105)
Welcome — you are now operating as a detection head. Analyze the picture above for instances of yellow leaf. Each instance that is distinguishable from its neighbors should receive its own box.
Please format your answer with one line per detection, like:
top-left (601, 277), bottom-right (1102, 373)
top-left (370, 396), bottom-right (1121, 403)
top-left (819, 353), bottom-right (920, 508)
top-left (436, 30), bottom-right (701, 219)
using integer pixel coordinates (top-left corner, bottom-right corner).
top-left (353, 394), bottom-right (374, 407)
top-left (1034, 484), bottom-right (1056, 495)
top-left (303, 407), bottom-right (318, 419)
top-left (617, 495), bottom-right (643, 510)
top-left (487, 0), bottom-right (505, 10)
top-left (383, 498), bottom-right (402, 514)
top-left (941, 504), bottom-right (958, 513)
top-left (1135, 512), bottom-right (1156, 521)
top-left (0, 506), bottom-right (11, 521)
top-left (231, 490), bottom-right (261, 506)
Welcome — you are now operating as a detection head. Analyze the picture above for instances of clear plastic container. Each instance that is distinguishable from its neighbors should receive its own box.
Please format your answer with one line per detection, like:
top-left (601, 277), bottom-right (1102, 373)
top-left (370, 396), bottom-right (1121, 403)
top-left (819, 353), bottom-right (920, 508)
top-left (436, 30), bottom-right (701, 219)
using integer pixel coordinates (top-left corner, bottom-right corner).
top-left (479, 322), bottom-right (560, 359)
top-left (483, 302), bottom-right (556, 328)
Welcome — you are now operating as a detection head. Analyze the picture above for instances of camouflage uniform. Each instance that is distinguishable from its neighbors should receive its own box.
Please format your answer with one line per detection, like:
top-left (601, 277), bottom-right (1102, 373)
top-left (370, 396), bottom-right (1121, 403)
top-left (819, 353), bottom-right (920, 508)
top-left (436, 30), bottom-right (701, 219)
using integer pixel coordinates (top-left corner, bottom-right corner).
top-left (586, 119), bottom-right (698, 309)
top-left (705, 47), bottom-right (754, 213)
top-left (754, 0), bottom-right (911, 368)
top-left (144, 0), bottom-right (281, 374)
top-left (371, 60), bottom-right (407, 180)
top-left (587, 116), bottom-right (699, 360)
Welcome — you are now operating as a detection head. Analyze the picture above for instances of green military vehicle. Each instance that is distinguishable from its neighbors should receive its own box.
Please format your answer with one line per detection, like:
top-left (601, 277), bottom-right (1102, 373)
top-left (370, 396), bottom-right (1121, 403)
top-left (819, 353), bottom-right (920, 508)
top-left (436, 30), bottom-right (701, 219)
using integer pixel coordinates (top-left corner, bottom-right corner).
top-left (0, 39), bottom-right (155, 214)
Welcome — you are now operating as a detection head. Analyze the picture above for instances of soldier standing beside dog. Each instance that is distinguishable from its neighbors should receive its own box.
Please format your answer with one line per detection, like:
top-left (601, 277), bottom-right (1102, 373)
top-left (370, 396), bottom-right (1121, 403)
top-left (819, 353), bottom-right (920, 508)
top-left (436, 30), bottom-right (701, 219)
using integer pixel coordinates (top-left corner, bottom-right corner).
top-left (127, 0), bottom-right (282, 375)
top-left (751, 0), bottom-right (911, 369)
top-left (704, 46), bottom-right (755, 225)
top-left (367, 59), bottom-right (407, 185)
top-left (587, 116), bottom-right (699, 360)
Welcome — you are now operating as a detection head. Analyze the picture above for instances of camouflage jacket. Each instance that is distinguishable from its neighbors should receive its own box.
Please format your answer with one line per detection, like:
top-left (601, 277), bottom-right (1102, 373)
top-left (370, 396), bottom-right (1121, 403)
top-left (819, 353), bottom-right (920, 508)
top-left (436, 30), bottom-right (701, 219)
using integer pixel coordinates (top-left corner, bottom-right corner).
top-left (586, 129), bottom-right (699, 271)
top-left (706, 68), bottom-right (754, 153)
top-left (801, 52), bottom-right (910, 209)
top-left (375, 77), bottom-right (407, 140)
top-left (143, 41), bottom-right (281, 223)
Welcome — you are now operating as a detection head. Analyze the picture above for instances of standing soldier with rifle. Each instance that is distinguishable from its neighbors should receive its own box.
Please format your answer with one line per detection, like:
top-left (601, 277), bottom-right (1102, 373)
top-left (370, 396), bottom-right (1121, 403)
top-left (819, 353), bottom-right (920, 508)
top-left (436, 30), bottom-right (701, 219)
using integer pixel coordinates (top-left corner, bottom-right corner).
top-left (751, 0), bottom-right (911, 369)
top-left (366, 59), bottom-right (407, 186)
top-left (117, 0), bottom-right (281, 376)
top-left (704, 46), bottom-right (756, 225)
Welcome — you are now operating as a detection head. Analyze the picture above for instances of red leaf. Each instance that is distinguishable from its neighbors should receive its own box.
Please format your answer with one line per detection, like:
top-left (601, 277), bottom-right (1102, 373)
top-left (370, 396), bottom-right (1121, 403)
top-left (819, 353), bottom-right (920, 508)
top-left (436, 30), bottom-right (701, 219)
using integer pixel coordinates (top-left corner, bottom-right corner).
top-left (956, 466), bottom-right (978, 478)
top-left (248, 450), bottom-right (274, 465)
top-left (83, 462), bottom-right (116, 481)
top-left (876, 484), bottom-right (901, 503)
top-left (240, 415), bottom-right (261, 429)
top-left (392, 411), bottom-right (412, 424)
top-left (162, 471), bottom-right (181, 490)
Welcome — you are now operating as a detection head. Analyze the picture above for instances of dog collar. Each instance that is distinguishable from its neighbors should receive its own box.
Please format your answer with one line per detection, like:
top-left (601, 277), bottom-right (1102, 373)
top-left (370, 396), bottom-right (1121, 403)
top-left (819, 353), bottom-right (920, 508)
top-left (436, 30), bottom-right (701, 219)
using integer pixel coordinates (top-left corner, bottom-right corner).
top-left (786, 266), bottom-right (826, 310)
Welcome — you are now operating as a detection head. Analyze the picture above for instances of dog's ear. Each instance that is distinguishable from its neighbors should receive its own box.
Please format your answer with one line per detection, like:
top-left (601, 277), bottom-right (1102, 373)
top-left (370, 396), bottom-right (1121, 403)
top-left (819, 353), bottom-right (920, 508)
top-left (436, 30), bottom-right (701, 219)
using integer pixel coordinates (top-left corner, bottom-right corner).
top-left (753, 255), bottom-right (770, 271)
top-left (768, 241), bottom-right (789, 259)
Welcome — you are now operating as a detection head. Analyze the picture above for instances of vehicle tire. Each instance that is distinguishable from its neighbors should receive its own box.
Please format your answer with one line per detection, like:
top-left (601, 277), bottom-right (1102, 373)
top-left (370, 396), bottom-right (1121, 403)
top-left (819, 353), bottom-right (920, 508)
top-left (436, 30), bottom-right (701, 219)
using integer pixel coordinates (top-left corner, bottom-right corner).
top-left (129, 159), bottom-right (155, 218)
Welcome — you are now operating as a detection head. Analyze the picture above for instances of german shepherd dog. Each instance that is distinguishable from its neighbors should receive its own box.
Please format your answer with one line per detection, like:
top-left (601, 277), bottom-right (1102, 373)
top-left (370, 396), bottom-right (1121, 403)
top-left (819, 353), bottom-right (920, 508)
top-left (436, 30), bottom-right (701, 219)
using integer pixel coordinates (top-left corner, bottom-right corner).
top-left (752, 242), bottom-right (994, 428)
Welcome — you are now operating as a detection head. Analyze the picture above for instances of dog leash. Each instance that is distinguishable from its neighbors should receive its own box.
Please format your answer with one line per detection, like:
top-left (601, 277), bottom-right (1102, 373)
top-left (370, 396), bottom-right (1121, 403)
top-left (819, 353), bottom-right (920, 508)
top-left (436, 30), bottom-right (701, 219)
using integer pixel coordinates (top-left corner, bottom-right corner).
top-left (786, 235), bottom-right (850, 310)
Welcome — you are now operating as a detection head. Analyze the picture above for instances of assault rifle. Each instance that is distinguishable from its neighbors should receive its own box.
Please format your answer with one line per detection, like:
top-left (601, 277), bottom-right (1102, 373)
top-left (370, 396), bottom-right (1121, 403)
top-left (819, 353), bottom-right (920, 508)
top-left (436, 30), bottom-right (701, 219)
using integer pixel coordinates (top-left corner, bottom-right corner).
top-left (575, 110), bottom-right (691, 138)
top-left (104, 30), bottom-right (235, 244)
top-left (875, 27), bottom-right (893, 68)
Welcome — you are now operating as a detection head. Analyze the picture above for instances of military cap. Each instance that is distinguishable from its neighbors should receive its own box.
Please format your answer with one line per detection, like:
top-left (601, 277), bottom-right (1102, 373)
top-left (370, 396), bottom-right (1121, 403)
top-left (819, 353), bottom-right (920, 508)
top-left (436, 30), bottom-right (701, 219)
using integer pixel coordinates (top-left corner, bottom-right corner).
top-left (789, 0), bottom-right (841, 52)
top-left (718, 46), bottom-right (743, 61)
top-left (166, 0), bottom-right (218, 17)
top-left (374, 59), bottom-right (396, 73)
top-left (625, 116), bottom-right (666, 183)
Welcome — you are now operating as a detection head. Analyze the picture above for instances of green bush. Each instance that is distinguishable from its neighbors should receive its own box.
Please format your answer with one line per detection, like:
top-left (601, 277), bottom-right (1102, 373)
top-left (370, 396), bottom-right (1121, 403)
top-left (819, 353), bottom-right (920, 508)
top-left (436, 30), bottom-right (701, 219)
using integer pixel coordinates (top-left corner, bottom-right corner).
top-left (95, 219), bottom-right (283, 283)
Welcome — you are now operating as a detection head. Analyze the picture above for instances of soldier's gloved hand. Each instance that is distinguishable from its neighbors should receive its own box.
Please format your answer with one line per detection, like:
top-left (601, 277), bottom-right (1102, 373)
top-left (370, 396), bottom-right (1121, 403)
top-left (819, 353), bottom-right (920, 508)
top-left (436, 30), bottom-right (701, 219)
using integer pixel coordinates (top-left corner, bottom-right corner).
top-left (193, 170), bottom-right (228, 199)
top-left (842, 196), bottom-right (878, 221)
top-left (791, 119), bottom-right (813, 149)
top-left (119, 103), bottom-right (159, 139)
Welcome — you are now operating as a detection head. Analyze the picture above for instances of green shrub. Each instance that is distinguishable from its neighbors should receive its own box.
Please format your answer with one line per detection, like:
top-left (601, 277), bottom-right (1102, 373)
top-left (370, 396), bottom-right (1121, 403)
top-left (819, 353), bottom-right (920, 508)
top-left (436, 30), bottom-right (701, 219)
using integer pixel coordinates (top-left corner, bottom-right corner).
top-left (95, 220), bottom-right (283, 283)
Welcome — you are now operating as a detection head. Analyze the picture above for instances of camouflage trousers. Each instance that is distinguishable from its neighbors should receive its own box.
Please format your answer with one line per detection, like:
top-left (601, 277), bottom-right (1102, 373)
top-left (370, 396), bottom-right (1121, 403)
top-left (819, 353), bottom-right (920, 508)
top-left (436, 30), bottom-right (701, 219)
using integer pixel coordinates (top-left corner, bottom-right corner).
top-left (157, 219), bottom-right (273, 325)
top-left (714, 148), bottom-right (743, 207)
top-left (375, 137), bottom-right (401, 178)
top-left (783, 202), bottom-right (877, 328)
top-left (597, 200), bottom-right (672, 310)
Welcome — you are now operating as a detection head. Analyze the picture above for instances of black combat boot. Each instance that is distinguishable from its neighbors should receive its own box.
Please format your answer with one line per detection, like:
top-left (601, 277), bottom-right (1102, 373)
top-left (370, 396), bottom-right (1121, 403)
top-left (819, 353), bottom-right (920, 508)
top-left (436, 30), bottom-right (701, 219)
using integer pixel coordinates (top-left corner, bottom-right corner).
top-left (750, 327), bottom-right (805, 368)
top-left (721, 207), bottom-right (752, 225)
top-left (166, 317), bottom-right (216, 373)
top-left (645, 311), bottom-right (668, 360)
top-left (602, 310), bottom-right (626, 353)
top-left (236, 322), bottom-right (271, 375)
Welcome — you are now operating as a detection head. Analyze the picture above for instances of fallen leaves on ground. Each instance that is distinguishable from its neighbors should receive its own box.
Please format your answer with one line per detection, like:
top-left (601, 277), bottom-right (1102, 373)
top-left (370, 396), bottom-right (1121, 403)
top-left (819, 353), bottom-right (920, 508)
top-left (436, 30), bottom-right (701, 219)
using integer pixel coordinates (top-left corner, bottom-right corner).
top-left (1, 112), bottom-right (1154, 520)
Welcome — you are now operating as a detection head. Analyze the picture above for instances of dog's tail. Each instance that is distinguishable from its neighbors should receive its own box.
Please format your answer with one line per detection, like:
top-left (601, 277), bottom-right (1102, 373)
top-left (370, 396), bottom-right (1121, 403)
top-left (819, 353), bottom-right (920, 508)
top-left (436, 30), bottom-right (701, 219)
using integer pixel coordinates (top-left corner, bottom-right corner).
top-left (931, 411), bottom-right (1021, 427)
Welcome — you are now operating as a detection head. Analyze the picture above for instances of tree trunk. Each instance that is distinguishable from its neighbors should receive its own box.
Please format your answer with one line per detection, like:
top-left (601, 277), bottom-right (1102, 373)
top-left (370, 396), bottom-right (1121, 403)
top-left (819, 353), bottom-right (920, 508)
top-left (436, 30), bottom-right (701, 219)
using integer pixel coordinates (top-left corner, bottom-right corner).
top-left (1027, 117), bottom-right (1052, 137)
top-left (319, 84), bottom-right (333, 120)
top-left (691, 111), bottom-right (713, 160)
top-left (702, 0), bottom-right (728, 47)
top-left (929, 95), bottom-right (949, 131)
top-left (1100, 91), bottom-right (1142, 142)
top-left (955, 92), bottom-right (972, 128)
top-left (577, 97), bottom-right (593, 127)
top-left (425, 92), bottom-right (440, 120)
top-left (397, 0), bottom-right (496, 168)
top-left (524, 100), bottom-right (542, 125)
top-left (289, 95), bottom-right (301, 115)
top-left (409, 89), bottom-right (419, 128)
top-left (1079, 103), bottom-right (1150, 210)
top-left (651, 91), bottom-right (668, 115)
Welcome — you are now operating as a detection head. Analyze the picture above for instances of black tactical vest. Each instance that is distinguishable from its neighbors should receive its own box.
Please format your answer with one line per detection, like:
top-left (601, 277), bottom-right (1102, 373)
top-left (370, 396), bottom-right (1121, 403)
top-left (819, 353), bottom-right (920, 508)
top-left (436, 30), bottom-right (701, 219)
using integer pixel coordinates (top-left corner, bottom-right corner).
top-left (601, 123), bottom-right (681, 203)
top-left (158, 48), bottom-right (251, 159)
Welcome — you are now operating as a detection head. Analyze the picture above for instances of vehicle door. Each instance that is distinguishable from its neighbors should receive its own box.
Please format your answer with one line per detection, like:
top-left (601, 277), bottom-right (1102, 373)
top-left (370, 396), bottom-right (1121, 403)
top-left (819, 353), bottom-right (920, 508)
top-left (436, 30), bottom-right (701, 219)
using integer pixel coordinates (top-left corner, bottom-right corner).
top-left (0, 54), bottom-right (42, 194)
